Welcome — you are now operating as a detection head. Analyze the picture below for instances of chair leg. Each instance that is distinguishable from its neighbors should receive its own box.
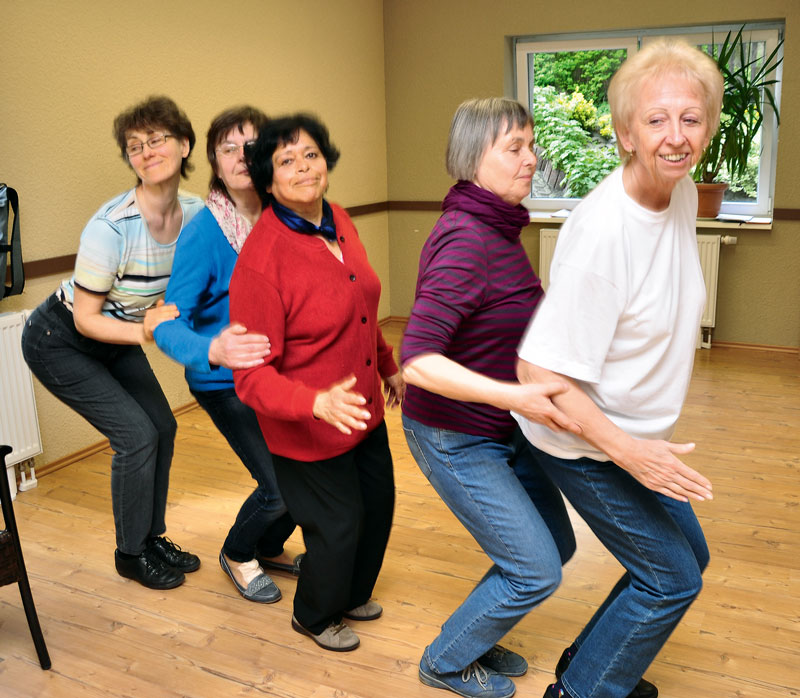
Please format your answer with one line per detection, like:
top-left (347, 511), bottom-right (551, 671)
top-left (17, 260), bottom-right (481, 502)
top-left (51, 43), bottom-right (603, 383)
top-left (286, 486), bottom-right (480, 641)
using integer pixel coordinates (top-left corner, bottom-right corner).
top-left (17, 573), bottom-right (51, 670)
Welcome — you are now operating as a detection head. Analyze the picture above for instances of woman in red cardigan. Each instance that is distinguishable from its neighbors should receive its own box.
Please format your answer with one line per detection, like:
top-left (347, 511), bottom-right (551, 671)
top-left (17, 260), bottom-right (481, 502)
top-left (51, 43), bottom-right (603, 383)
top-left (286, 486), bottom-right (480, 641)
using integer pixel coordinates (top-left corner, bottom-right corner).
top-left (229, 113), bottom-right (404, 652)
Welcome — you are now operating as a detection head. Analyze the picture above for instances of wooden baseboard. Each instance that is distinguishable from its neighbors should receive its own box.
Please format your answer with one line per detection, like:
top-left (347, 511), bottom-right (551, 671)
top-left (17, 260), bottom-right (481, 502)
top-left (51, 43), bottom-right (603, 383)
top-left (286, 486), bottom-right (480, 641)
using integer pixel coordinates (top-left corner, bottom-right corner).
top-left (381, 316), bottom-right (798, 356)
top-left (35, 400), bottom-right (200, 478)
top-left (379, 315), bottom-right (408, 328)
top-left (35, 440), bottom-right (111, 478)
top-left (34, 328), bottom-right (796, 480)
top-left (711, 340), bottom-right (799, 355)
top-left (173, 400), bottom-right (200, 417)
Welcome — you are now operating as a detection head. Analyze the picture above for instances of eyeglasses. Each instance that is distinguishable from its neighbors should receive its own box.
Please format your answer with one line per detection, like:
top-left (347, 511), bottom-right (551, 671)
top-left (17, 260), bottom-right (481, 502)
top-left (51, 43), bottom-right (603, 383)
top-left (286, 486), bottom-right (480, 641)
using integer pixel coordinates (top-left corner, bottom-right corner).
top-left (126, 133), bottom-right (174, 157)
top-left (216, 141), bottom-right (256, 158)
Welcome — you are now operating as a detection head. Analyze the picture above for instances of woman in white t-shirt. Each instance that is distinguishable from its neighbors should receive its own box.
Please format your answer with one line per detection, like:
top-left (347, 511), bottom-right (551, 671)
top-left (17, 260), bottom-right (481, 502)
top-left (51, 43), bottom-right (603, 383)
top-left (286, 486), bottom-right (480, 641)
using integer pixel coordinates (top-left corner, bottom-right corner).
top-left (517, 41), bottom-right (723, 698)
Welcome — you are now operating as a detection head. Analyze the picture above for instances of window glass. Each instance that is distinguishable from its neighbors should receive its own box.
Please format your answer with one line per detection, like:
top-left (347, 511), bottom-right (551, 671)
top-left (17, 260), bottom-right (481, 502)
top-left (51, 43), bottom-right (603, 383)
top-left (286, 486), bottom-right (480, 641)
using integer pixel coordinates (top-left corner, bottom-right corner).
top-left (516, 25), bottom-right (783, 217)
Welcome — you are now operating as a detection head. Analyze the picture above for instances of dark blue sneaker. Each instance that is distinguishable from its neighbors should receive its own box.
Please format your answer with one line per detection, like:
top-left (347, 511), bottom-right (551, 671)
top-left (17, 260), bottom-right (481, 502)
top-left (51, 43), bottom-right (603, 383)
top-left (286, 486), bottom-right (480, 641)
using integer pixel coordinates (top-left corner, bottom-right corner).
top-left (479, 644), bottom-right (527, 677)
top-left (419, 652), bottom-right (515, 698)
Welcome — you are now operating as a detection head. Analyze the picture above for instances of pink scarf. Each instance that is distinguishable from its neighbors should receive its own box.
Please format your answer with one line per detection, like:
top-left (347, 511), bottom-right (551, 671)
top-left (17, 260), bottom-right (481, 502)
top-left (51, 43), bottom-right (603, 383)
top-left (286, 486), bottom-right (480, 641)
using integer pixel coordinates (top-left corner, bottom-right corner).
top-left (205, 188), bottom-right (253, 254)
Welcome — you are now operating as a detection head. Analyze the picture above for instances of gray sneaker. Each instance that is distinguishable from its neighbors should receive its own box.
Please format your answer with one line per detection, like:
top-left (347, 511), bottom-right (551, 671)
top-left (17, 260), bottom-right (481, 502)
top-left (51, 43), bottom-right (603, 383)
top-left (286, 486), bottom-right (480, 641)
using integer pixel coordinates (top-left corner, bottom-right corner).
top-left (291, 615), bottom-right (360, 652)
top-left (343, 599), bottom-right (383, 621)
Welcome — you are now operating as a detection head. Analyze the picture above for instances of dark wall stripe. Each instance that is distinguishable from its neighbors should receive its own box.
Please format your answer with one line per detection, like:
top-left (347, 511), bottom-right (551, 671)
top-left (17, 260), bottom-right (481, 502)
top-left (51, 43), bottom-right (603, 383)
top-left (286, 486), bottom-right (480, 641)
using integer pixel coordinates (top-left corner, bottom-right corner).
top-left (23, 254), bottom-right (77, 280)
top-left (18, 202), bottom-right (799, 281)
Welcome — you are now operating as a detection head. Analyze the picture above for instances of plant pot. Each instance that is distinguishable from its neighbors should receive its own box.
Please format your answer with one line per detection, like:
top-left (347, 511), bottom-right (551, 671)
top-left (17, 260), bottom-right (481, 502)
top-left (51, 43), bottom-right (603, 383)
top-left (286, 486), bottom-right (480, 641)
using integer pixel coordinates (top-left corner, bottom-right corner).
top-left (696, 182), bottom-right (729, 219)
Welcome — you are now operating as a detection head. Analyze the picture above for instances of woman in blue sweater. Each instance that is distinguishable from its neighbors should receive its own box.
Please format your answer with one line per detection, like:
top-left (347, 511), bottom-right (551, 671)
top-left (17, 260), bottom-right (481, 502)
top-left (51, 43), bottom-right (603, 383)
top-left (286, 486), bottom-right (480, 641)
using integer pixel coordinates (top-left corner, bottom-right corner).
top-left (154, 106), bottom-right (299, 603)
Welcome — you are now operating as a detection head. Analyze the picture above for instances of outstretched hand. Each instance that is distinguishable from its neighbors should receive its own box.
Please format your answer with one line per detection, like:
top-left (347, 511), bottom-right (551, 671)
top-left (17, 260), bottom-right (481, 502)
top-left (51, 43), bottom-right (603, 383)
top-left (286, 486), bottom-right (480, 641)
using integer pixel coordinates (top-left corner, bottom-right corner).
top-left (312, 375), bottom-right (372, 435)
top-left (615, 439), bottom-right (712, 502)
top-left (383, 372), bottom-right (405, 409)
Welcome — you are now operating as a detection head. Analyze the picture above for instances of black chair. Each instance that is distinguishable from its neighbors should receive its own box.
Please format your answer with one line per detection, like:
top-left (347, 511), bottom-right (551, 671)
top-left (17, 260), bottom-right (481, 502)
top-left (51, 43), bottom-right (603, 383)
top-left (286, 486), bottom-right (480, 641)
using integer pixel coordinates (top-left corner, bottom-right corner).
top-left (0, 445), bottom-right (51, 669)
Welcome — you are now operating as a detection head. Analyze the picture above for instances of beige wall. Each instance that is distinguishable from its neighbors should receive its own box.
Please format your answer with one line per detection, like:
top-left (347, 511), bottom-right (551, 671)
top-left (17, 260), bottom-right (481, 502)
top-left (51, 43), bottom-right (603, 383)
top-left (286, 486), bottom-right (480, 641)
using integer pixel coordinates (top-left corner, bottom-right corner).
top-left (383, 0), bottom-right (800, 348)
top-left (2, 0), bottom-right (389, 465)
top-left (4, 0), bottom-right (799, 466)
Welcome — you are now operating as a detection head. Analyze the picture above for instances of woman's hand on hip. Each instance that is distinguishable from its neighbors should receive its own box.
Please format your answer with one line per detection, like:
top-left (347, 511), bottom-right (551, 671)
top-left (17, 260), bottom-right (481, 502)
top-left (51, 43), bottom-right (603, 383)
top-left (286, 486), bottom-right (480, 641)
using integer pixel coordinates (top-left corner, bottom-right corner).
top-left (506, 381), bottom-right (582, 434)
top-left (313, 375), bottom-right (372, 435)
top-left (209, 323), bottom-right (271, 369)
top-left (383, 371), bottom-right (405, 409)
top-left (615, 438), bottom-right (713, 503)
top-left (143, 300), bottom-right (180, 341)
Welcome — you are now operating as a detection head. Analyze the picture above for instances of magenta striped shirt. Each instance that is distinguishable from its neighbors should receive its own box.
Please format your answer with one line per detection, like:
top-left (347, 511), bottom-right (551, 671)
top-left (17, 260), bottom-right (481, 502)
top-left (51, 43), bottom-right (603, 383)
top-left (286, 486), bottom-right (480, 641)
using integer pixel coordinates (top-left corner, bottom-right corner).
top-left (401, 182), bottom-right (543, 439)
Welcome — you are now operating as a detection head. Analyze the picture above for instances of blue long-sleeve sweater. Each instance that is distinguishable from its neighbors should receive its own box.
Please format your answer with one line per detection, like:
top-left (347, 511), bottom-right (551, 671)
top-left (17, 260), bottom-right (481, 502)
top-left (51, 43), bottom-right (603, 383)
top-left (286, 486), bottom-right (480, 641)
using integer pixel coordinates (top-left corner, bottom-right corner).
top-left (153, 206), bottom-right (238, 392)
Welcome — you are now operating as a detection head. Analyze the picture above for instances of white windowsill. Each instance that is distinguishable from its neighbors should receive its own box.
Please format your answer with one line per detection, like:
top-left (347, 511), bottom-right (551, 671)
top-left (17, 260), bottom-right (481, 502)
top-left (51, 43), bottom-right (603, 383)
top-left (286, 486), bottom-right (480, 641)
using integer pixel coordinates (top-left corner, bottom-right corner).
top-left (529, 215), bottom-right (773, 231)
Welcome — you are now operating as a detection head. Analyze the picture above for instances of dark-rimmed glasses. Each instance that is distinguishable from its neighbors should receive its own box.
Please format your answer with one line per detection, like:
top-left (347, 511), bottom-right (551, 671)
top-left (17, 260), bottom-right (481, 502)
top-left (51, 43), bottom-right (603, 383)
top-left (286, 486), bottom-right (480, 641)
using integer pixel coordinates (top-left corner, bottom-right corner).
top-left (126, 133), bottom-right (174, 157)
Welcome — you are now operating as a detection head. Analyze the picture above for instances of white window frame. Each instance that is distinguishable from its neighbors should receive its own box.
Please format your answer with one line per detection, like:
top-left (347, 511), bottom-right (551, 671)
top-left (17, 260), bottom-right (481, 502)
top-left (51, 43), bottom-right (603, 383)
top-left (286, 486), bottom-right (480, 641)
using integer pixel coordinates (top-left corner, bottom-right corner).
top-left (514, 24), bottom-right (783, 217)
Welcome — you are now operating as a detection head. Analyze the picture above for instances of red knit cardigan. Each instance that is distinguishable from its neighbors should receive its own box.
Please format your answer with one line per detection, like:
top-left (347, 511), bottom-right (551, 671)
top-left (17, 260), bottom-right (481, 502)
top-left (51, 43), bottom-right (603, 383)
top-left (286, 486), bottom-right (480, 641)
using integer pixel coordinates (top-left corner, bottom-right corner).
top-left (230, 204), bottom-right (398, 461)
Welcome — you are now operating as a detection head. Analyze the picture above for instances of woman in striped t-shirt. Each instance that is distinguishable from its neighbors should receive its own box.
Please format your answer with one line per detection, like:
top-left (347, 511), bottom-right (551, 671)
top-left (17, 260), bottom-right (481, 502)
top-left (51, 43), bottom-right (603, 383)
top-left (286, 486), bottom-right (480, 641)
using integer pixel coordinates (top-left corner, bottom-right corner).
top-left (22, 96), bottom-right (204, 591)
top-left (401, 98), bottom-right (580, 698)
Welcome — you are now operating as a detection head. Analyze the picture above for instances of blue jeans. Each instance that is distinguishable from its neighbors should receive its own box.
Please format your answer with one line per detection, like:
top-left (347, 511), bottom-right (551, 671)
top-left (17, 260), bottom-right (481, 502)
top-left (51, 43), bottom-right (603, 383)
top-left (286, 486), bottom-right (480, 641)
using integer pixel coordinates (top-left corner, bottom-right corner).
top-left (528, 445), bottom-right (708, 698)
top-left (21, 294), bottom-right (176, 555)
top-left (402, 415), bottom-right (575, 674)
top-left (191, 388), bottom-right (295, 562)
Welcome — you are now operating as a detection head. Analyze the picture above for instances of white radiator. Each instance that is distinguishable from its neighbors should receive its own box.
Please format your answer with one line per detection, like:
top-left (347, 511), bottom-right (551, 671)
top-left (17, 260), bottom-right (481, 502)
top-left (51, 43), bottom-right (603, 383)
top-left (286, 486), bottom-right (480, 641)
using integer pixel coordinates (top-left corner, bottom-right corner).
top-left (0, 310), bottom-right (43, 498)
top-left (538, 230), bottom-right (726, 347)
top-left (538, 228), bottom-right (560, 292)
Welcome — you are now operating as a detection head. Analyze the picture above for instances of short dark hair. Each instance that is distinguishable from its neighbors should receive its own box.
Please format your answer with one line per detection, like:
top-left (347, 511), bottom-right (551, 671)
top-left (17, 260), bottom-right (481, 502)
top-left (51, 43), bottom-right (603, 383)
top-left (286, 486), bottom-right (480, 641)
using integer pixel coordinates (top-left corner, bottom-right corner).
top-left (245, 113), bottom-right (340, 207)
top-left (112, 95), bottom-right (196, 180)
top-left (206, 105), bottom-right (269, 198)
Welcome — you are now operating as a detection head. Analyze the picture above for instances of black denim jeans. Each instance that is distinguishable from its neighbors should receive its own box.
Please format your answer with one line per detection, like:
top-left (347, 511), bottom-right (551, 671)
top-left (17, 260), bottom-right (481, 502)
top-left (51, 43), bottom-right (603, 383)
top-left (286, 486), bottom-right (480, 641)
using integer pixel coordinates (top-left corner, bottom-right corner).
top-left (21, 295), bottom-right (176, 555)
top-left (191, 387), bottom-right (294, 562)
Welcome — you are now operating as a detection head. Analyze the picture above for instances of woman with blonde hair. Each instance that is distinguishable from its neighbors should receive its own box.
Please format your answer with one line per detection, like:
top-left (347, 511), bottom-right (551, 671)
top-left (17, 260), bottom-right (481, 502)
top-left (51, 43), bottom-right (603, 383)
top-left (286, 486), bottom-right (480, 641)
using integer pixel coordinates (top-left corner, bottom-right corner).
top-left (515, 39), bottom-right (724, 698)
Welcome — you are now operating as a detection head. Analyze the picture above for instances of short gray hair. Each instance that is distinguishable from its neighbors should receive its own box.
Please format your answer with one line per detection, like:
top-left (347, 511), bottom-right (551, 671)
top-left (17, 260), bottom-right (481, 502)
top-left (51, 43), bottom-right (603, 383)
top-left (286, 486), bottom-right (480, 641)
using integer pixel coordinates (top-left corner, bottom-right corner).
top-left (446, 98), bottom-right (534, 181)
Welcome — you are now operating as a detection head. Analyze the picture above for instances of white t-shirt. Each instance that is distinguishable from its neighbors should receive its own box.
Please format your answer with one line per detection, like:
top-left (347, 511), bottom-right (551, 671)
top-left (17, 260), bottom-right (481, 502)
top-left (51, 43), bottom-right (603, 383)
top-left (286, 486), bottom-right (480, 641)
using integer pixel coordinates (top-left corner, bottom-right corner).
top-left (515, 168), bottom-right (706, 460)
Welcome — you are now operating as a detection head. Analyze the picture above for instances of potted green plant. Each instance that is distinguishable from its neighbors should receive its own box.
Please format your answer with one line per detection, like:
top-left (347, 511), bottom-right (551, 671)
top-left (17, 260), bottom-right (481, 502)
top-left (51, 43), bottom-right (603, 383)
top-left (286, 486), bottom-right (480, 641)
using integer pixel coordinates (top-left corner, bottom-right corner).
top-left (693, 27), bottom-right (783, 218)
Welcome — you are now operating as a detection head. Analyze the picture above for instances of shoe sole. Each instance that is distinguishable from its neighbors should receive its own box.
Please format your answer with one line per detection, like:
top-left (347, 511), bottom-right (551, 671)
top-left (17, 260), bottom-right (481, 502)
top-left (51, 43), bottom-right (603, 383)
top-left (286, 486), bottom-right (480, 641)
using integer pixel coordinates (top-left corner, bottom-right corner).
top-left (174, 559), bottom-right (201, 573)
top-left (487, 667), bottom-right (527, 678)
top-left (342, 608), bottom-right (382, 621)
top-left (219, 553), bottom-right (281, 603)
top-left (419, 666), bottom-right (516, 698)
top-left (291, 616), bottom-right (360, 652)
top-left (258, 552), bottom-right (303, 576)
top-left (115, 564), bottom-right (184, 590)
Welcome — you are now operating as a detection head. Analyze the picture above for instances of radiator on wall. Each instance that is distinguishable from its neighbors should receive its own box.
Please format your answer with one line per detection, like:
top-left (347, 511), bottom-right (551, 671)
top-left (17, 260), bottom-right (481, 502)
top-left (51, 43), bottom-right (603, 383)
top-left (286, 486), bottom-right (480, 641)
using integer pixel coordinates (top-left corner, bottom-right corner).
top-left (538, 230), bottom-right (727, 348)
top-left (0, 310), bottom-right (43, 498)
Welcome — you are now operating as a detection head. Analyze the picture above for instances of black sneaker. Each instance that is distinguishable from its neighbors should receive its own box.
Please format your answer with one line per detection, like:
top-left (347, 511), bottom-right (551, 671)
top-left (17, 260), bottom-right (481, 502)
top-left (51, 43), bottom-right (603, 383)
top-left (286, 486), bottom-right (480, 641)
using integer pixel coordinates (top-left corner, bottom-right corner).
top-left (115, 549), bottom-right (185, 589)
top-left (147, 536), bottom-right (201, 573)
top-left (555, 647), bottom-right (658, 698)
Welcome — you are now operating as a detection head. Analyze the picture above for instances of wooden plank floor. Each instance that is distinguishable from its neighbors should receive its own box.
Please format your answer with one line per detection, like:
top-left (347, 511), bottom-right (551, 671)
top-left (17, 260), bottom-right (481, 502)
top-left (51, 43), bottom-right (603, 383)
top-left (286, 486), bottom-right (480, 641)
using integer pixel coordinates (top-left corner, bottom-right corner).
top-left (1, 322), bottom-right (799, 697)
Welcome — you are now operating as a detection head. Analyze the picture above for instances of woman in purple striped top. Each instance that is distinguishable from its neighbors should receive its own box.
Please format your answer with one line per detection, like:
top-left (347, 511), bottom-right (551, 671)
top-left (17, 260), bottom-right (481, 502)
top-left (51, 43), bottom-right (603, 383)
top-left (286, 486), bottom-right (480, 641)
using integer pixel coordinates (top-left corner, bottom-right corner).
top-left (401, 97), bottom-right (581, 698)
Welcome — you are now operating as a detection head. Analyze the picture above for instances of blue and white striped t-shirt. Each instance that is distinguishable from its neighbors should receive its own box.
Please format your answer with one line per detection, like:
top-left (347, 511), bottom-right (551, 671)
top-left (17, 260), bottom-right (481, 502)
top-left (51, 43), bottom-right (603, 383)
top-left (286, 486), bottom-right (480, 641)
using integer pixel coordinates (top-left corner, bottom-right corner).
top-left (58, 188), bottom-right (204, 322)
